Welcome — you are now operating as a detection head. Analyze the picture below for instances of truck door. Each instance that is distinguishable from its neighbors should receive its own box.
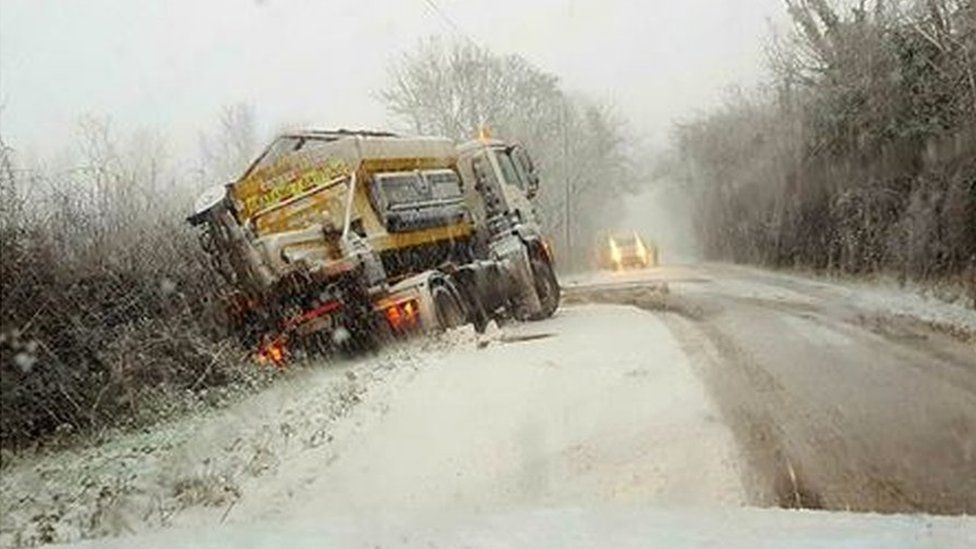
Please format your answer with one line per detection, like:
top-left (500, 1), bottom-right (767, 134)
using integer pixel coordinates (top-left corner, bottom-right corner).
top-left (470, 152), bottom-right (507, 220)
top-left (490, 148), bottom-right (539, 230)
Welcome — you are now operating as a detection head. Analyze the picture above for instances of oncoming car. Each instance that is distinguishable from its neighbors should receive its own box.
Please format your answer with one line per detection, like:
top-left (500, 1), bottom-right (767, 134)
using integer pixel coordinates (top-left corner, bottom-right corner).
top-left (607, 232), bottom-right (658, 270)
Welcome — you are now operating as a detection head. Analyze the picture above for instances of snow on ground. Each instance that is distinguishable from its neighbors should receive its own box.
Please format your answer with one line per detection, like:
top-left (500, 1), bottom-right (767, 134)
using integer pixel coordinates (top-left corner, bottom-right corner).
top-left (72, 506), bottom-right (976, 548)
top-left (177, 304), bottom-right (746, 530)
top-left (0, 336), bottom-right (463, 547)
top-left (565, 263), bottom-right (976, 340)
top-left (765, 268), bottom-right (976, 337)
top-left (6, 265), bottom-right (975, 547)
top-left (2, 303), bottom-right (746, 546)
top-left (13, 303), bottom-right (751, 547)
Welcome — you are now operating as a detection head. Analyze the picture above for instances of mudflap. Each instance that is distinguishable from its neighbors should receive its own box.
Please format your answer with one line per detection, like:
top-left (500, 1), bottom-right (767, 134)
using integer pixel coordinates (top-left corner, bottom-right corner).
top-left (332, 272), bottom-right (381, 353)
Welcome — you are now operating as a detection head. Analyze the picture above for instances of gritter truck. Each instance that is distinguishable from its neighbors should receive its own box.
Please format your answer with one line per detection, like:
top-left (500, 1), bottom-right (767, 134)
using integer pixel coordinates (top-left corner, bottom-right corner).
top-left (188, 129), bottom-right (559, 363)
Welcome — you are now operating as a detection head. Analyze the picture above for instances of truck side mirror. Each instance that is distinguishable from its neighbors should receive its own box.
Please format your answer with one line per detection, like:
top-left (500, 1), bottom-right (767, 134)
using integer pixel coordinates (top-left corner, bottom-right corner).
top-left (525, 172), bottom-right (540, 199)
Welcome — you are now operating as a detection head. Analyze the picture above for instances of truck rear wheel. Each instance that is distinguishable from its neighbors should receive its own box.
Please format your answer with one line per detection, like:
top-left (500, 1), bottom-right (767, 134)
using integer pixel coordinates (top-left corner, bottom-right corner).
top-left (529, 256), bottom-right (559, 320)
top-left (432, 282), bottom-right (467, 330)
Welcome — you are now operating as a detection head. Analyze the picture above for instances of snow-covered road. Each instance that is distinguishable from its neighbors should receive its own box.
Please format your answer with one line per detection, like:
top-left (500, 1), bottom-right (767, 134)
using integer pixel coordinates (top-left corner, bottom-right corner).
top-left (3, 264), bottom-right (975, 547)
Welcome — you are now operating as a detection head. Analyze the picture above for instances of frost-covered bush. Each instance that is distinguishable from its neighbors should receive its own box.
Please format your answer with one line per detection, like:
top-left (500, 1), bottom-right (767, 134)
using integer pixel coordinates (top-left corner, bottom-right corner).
top-left (671, 0), bottom-right (976, 301)
top-left (0, 116), bottom-right (259, 449)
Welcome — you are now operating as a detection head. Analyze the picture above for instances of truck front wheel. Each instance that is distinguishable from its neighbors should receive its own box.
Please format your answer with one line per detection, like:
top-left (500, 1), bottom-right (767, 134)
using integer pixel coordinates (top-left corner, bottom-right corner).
top-left (529, 256), bottom-right (560, 320)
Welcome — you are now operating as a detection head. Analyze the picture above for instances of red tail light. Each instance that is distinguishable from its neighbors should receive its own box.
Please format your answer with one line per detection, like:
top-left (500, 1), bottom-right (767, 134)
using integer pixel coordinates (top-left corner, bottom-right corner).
top-left (385, 299), bottom-right (420, 331)
top-left (257, 337), bottom-right (288, 368)
top-left (386, 304), bottom-right (402, 328)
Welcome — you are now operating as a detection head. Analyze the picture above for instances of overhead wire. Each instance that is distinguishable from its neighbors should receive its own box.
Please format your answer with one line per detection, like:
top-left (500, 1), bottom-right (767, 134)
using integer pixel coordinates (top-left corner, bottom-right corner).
top-left (418, 0), bottom-right (481, 47)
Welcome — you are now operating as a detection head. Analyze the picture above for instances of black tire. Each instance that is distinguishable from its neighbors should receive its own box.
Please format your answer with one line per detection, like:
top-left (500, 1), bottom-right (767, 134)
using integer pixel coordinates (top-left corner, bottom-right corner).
top-left (432, 283), bottom-right (467, 330)
top-left (529, 256), bottom-right (560, 320)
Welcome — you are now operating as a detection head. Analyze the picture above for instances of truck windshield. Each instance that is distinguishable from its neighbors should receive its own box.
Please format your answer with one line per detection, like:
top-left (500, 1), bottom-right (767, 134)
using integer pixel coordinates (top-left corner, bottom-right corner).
top-left (613, 236), bottom-right (637, 248)
top-left (493, 150), bottom-right (526, 190)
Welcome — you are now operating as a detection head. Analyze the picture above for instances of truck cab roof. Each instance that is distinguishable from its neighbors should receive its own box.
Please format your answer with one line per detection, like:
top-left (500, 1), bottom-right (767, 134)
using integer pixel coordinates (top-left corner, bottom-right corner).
top-left (457, 137), bottom-right (508, 156)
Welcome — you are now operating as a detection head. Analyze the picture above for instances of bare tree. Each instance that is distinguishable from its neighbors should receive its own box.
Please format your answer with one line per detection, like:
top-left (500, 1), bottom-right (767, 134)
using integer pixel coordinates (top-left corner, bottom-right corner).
top-left (1, 112), bottom-right (262, 450)
top-left (198, 103), bottom-right (258, 185)
top-left (381, 39), bottom-right (632, 269)
top-left (670, 0), bottom-right (975, 299)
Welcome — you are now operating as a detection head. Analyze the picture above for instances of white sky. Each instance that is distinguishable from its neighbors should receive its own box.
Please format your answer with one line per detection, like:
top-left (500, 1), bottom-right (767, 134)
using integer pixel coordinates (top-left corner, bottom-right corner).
top-left (0, 0), bottom-right (786, 159)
